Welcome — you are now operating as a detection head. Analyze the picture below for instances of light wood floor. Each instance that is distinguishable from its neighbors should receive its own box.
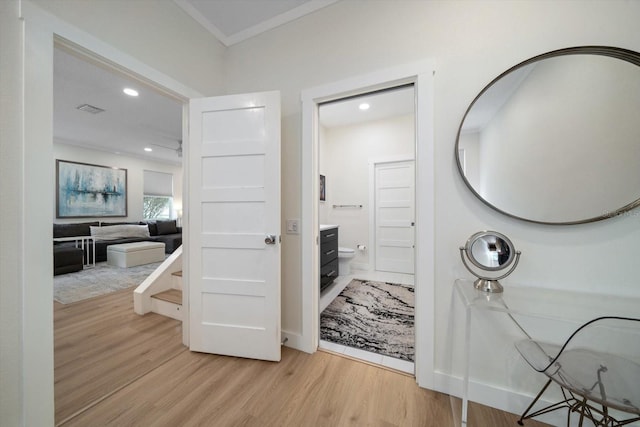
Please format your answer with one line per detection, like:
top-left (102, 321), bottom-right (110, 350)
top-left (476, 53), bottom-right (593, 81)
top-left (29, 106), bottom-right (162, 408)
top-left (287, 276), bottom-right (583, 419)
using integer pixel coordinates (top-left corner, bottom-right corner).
top-left (55, 287), bottom-right (550, 427)
top-left (54, 287), bottom-right (185, 424)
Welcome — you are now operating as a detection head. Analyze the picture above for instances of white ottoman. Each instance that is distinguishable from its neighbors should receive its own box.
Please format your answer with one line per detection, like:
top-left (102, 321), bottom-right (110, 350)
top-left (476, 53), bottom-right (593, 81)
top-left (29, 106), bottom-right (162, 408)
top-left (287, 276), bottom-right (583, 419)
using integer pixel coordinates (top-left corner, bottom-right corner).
top-left (107, 242), bottom-right (165, 268)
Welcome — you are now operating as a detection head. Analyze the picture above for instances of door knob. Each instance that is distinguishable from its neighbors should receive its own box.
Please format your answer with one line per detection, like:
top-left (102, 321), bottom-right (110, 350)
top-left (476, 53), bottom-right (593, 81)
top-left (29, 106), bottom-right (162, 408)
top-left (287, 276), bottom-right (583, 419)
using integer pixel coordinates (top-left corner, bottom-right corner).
top-left (265, 234), bottom-right (277, 245)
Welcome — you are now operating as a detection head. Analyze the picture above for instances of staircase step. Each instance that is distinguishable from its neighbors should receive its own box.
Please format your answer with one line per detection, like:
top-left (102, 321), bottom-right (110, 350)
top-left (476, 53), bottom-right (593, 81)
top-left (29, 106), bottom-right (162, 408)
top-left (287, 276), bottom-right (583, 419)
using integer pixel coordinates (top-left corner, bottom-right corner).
top-left (171, 271), bottom-right (182, 277)
top-left (152, 289), bottom-right (182, 305)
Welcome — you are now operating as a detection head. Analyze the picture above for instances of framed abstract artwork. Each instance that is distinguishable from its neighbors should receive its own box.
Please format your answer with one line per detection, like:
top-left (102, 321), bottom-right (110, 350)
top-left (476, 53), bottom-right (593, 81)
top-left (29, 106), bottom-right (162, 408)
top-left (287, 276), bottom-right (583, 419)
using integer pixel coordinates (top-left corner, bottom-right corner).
top-left (56, 159), bottom-right (128, 218)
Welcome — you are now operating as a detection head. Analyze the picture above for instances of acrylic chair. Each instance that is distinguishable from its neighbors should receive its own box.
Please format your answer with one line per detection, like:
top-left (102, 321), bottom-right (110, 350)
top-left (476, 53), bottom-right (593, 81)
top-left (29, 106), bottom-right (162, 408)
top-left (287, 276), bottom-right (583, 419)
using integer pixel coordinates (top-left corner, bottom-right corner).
top-left (515, 316), bottom-right (640, 427)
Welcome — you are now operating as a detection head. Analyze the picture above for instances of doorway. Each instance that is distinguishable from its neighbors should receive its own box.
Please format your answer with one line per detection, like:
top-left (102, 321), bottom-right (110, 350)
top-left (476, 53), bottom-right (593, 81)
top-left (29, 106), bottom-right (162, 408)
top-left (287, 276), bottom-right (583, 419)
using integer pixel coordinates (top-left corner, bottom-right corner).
top-left (315, 86), bottom-right (417, 373)
top-left (51, 37), bottom-right (190, 424)
top-left (301, 62), bottom-right (435, 389)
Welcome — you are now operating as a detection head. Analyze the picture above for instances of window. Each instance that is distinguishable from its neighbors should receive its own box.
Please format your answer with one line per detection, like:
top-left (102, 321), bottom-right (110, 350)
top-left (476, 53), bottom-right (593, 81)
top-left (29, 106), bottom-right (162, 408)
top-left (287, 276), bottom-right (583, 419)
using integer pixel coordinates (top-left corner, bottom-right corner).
top-left (143, 170), bottom-right (173, 220)
top-left (143, 195), bottom-right (172, 220)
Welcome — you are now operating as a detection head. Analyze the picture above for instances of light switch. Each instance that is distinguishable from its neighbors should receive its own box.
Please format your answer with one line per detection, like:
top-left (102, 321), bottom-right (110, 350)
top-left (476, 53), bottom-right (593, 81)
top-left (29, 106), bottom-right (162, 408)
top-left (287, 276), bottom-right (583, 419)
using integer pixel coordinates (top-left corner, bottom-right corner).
top-left (286, 219), bottom-right (299, 234)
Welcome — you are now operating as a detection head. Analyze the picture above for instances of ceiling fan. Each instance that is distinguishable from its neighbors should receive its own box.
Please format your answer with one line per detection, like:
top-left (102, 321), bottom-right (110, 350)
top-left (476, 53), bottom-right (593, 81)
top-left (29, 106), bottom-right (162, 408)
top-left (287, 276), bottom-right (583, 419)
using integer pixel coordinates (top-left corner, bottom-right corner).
top-left (150, 140), bottom-right (182, 157)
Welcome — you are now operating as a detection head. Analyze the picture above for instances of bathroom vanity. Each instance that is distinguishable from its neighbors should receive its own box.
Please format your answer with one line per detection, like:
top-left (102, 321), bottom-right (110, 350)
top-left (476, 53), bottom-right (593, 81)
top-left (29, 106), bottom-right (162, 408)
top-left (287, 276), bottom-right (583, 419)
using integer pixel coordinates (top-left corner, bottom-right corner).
top-left (319, 225), bottom-right (339, 291)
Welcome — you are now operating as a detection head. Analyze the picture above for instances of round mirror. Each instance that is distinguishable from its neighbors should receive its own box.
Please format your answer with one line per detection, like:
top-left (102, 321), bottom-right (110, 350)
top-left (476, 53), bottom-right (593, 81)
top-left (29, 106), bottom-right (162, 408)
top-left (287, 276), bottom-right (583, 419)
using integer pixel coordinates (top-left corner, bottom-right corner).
top-left (456, 46), bottom-right (640, 225)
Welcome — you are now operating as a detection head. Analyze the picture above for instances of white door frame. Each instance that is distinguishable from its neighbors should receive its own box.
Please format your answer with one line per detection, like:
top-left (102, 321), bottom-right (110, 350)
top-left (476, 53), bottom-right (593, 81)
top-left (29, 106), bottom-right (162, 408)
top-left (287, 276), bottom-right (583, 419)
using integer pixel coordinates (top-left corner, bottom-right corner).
top-left (368, 155), bottom-right (415, 275)
top-left (301, 62), bottom-right (436, 389)
top-left (47, 41), bottom-right (195, 349)
top-left (18, 3), bottom-right (202, 421)
top-left (32, 6), bottom-right (199, 349)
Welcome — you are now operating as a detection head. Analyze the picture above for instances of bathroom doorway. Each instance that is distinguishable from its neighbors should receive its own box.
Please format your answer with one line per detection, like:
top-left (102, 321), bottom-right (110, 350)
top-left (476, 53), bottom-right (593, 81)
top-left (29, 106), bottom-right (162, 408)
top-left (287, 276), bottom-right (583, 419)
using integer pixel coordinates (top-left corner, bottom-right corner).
top-left (317, 85), bottom-right (417, 374)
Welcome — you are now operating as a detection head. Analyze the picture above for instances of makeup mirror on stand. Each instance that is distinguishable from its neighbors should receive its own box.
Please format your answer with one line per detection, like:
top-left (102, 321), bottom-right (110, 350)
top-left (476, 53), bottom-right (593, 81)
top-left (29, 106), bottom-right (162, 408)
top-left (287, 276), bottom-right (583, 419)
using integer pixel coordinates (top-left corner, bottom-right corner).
top-left (459, 231), bottom-right (521, 293)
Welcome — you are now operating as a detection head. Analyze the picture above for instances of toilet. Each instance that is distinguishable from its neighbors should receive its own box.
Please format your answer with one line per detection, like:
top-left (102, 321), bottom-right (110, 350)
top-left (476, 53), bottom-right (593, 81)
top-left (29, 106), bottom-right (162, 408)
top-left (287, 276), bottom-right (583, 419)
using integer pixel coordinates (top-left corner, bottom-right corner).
top-left (338, 247), bottom-right (355, 275)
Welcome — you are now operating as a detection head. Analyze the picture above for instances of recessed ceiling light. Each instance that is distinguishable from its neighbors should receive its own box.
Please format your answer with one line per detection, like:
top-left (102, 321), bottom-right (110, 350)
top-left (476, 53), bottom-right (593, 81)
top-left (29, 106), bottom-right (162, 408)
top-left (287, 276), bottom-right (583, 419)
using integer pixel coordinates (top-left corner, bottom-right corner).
top-left (144, 147), bottom-right (153, 152)
top-left (359, 103), bottom-right (370, 110)
top-left (123, 88), bottom-right (139, 97)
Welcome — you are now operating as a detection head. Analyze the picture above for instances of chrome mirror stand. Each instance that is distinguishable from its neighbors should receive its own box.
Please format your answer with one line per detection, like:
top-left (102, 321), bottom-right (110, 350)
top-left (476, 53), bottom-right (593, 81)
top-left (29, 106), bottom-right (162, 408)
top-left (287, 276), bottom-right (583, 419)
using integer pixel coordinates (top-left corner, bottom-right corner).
top-left (459, 231), bottom-right (522, 293)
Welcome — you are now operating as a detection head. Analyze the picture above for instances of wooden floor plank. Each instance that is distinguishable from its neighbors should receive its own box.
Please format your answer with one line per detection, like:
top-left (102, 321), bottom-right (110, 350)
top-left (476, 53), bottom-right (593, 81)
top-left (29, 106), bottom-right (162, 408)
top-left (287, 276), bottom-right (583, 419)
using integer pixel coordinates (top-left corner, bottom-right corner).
top-left (55, 286), bottom-right (551, 427)
top-left (54, 286), bottom-right (186, 424)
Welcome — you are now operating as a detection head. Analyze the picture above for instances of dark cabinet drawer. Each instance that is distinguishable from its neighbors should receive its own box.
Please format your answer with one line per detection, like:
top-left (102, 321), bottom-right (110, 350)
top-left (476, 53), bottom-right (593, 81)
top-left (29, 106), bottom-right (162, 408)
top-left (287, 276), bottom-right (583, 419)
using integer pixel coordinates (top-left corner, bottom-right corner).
top-left (320, 228), bottom-right (338, 244)
top-left (320, 227), bottom-right (339, 291)
top-left (320, 239), bottom-right (338, 265)
top-left (320, 259), bottom-right (339, 290)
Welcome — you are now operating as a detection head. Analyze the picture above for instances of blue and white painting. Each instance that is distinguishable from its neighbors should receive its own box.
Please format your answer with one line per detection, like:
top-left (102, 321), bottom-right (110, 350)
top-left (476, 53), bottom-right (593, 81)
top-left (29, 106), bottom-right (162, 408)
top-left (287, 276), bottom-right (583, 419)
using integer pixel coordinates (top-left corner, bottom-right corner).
top-left (57, 160), bottom-right (127, 218)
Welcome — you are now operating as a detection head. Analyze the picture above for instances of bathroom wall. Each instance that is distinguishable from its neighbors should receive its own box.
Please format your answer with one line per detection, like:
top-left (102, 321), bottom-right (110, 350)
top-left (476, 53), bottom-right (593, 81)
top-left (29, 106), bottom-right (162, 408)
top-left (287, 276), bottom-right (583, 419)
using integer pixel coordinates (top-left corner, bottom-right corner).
top-left (320, 114), bottom-right (415, 270)
top-left (319, 124), bottom-right (329, 224)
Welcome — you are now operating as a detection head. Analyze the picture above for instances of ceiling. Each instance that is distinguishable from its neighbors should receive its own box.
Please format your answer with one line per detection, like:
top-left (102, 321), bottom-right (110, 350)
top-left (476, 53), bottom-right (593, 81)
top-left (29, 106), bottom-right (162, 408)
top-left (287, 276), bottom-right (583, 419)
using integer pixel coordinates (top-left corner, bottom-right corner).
top-left (174, 0), bottom-right (339, 46)
top-left (53, 1), bottom-right (413, 164)
top-left (319, 86), bottom-right (415, 129)
top-left (54, 47), bottom-right (183, 165)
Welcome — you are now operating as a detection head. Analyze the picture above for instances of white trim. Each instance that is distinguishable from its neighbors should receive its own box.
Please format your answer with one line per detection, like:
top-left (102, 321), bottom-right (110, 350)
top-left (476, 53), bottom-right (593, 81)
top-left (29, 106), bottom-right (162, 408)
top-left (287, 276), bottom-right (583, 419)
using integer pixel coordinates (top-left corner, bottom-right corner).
top-left (174, 0), bottom-right (339, 47)
top-left (413, 69), bottom-right (436, 388)
top-left (301, 61), bottom-right (436, 390)
top-left (173, 0), bottom-right (229, 46)
top-left (433, 371), bottom-right (569, 427)
top-left (368, 154), bottom-right (415, 274)
top-left (300, 93), bottom-right (320, 354)
top-left (281, 329), bottom-right (306, 350)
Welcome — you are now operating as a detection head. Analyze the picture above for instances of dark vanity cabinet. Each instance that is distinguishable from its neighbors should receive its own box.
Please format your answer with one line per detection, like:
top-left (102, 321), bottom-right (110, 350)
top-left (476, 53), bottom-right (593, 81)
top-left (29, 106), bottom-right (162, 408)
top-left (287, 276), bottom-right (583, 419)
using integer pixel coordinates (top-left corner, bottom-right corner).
top-left (320, 227), bottom-right (338, 291)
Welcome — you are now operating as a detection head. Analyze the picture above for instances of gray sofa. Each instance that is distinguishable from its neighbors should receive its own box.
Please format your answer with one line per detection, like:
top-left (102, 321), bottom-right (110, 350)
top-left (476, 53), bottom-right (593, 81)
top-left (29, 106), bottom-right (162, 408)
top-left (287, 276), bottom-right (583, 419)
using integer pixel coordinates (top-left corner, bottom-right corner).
top-left (53, 220), bottom-right (182, 267)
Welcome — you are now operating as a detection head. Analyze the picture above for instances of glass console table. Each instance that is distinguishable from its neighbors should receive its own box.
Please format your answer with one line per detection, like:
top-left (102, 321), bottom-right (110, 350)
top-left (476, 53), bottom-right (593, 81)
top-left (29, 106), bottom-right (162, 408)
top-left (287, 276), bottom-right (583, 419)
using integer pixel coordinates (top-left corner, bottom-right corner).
top-left (453, 279), bottom-right (640, 425)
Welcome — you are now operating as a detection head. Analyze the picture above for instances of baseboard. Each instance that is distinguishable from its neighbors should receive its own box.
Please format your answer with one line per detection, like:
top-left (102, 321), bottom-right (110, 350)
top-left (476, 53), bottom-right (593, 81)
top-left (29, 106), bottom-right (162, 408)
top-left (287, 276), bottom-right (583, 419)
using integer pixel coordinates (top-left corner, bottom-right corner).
top-left (281, 329), bottom-right (313, 354)
top-left (432, 371), bottom-right (568, 426)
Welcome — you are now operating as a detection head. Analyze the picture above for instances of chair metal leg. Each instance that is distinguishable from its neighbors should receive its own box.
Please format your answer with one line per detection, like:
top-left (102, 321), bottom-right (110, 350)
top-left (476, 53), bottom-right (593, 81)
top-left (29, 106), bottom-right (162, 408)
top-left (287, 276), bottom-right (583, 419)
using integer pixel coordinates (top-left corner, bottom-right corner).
top-left (577, 396), bottom-right (588, 427)
top-left (518, 379), bottom-right (553, 425)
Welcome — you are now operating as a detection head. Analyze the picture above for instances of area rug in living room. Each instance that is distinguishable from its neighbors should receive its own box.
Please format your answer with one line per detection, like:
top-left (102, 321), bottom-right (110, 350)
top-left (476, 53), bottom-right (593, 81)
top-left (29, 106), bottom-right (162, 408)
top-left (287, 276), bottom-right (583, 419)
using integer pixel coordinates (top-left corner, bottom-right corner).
top-left (320, 279), bottom-right (415, 362)
top-left (53, 260), bottom-right (163, 304)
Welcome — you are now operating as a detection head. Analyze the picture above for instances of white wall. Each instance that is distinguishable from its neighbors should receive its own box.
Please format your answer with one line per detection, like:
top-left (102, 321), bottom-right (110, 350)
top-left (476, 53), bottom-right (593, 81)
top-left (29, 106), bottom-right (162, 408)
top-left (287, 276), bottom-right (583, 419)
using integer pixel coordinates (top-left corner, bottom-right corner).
top-left (1, 2), bottom-right (27, 424)
top-left (320, 115), bottom-right (415, 269)
top-left (31, 0), bottom-right (226, 96)
top-left (223, 0), bottom-right (640, 419)
top-left (53, 143), bottom-right (183, 223)
top-left (3, 0), bottom-right (640, 424)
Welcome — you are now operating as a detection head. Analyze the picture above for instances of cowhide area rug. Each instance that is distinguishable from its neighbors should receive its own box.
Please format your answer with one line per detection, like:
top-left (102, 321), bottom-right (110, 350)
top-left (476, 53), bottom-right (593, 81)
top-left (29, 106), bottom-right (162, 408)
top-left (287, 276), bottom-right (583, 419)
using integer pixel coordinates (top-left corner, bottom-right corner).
top-left (320, 279), bottom-right (415, 361)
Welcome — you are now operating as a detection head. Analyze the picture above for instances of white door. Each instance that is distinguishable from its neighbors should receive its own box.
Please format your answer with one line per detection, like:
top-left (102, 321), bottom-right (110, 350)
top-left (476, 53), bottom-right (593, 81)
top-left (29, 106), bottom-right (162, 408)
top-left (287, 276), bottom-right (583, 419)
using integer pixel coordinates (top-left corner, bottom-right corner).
top-left (189, 91), bottom-right (281, 361)
top-left (375, 160), bottom-right (415, 274)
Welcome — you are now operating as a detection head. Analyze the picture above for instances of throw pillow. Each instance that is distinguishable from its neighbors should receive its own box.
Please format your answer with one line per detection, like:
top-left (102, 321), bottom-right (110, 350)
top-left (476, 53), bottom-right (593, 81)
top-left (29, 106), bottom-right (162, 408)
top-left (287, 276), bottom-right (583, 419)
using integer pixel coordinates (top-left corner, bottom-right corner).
top-left (156, 220), bottom-right (178, 235)
top-left (54, 221), bottom-right (99, 238)
top-left (140, 221), bottom-right (158, 236)
top-left (90, 224), bottom-right (151, 240)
